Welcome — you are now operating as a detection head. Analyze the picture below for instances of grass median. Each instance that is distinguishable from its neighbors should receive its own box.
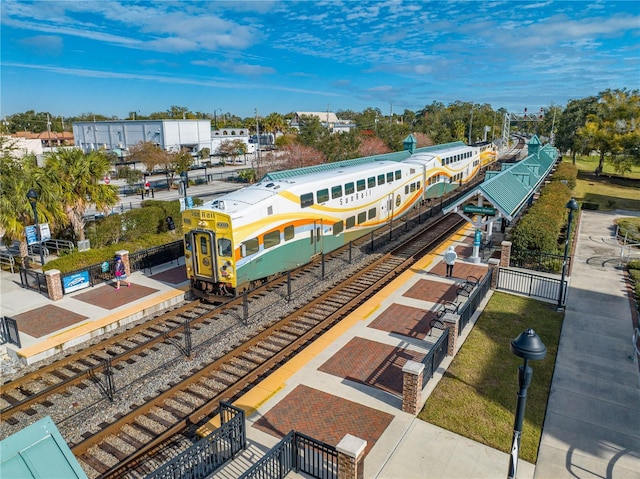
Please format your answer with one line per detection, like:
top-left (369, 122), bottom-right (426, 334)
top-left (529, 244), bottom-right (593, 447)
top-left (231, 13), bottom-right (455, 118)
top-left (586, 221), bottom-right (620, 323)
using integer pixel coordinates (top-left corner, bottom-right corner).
top-left (419, 292), bottom-right (562, 464)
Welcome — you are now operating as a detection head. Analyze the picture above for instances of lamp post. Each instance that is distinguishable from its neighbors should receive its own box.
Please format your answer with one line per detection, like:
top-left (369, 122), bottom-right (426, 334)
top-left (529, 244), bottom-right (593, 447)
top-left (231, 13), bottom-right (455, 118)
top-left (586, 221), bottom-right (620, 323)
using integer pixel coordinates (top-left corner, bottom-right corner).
top-left (26, 188), bottom-right (45, 266)
top-left (508, 328), bottom-right (546, 479)
top-left (557, 198), bottom-right (579, 311)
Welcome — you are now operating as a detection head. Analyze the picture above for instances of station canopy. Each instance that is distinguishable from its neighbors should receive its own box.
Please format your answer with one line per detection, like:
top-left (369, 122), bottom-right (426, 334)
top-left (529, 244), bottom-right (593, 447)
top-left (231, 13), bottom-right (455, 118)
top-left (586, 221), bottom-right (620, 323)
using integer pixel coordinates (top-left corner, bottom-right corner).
top-left (443, 135), bottom-right (558, 221)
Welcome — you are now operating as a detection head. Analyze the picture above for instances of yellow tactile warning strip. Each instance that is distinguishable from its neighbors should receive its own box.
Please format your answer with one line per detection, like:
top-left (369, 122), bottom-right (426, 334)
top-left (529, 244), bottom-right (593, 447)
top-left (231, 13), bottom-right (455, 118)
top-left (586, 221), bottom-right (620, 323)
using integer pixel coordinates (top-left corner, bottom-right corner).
top-left (199, 222), bottom-right (475, 436)
top-left (17, 288), bottom-right (187, 360)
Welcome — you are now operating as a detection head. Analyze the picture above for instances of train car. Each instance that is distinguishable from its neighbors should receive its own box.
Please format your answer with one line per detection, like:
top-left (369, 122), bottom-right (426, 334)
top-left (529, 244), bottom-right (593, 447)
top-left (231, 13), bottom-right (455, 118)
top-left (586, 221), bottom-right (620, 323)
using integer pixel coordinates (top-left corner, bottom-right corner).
top-left (182, 141), bottom-right (495, 300)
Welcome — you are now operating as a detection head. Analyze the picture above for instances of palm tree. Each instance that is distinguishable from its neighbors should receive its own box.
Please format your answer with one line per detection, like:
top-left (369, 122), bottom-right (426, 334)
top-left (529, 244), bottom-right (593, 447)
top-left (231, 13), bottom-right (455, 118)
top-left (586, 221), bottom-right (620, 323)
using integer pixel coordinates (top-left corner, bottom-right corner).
top-left (0, 141), bottom-right (65, 264)
top-left (45, 148), bottom-right (119, 241)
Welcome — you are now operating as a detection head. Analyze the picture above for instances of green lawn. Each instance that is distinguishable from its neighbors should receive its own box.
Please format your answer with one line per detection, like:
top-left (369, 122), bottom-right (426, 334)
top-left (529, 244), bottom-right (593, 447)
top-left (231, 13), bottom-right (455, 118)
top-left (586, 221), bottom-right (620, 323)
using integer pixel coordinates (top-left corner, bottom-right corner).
top-left (566, 156), bottom-right (640, 211)
top-left (419, 292), bottom-right (562, 464)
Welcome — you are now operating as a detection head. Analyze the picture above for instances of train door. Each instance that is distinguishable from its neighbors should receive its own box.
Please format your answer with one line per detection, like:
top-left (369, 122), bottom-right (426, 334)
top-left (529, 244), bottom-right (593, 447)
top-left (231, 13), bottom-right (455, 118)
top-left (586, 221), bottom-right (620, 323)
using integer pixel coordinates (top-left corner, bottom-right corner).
top-left (191, 230), bottom-right (217, 280)
top-left (380, 194), bottom-right (393, 219)
top-left (312, 220), bottom-right (323, 255)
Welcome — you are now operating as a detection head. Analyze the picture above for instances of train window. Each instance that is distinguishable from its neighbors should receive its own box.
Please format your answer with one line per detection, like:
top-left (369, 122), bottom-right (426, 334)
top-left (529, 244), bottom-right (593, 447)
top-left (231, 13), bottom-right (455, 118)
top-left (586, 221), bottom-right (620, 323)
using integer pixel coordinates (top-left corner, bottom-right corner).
top-left (263, 230), bottom-right (281, 249)
top-left (346, 216), bottom-right (355, 229)
top-left (377, 174), bottom-right (385, 185)
top-left (199, 237), bottom-right (208, 255)
top-left (368, 207), bottom-right (376, 219)
top-left (410, 168), bottom-right (415, 174)
top-left (386, 172), bottom-right (393, 183)
top-left (356, 179), bottom-right (365, 191)
top-left (267, 205), bottom-right (273, 215)
top-left (316, 227), bottom-right (321, 242)
top-left (218, 238), bottom-right (232, 257)
top-left (284, 225), bottom-right (294, 241)
top-left (417, 181), bottom-right (421, 189)
top-left (357, 211), bottom-right (367, 224)
top-left (395, 170), bottom-right (401, 180)
top-left (317, 188), bottom-right (329, 203)
top-left (410, 183), bottom-right (416, 192)
top-left (345, 182), bottom-right (354, 195)
top-left (405, 185), bottom-right (409, 194)
top-left (331, 185), bottom-right (342, 199)
top-left (300, 193), bottom-right (314, 208)
top-left (368, 177), bottom-right (376, 188)
top-left (333, 221), bottom-right (344, 235)
top-left (242, 238), bottom-right (259, 256)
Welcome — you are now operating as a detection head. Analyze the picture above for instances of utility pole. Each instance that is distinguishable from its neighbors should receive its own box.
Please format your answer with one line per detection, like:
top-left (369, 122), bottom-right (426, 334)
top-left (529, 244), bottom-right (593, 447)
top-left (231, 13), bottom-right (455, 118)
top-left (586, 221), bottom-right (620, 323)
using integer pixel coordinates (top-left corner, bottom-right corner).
top-left (255, 108), bottom-right (261, 166)
top-left (389, 103), bottom-right (393, 124)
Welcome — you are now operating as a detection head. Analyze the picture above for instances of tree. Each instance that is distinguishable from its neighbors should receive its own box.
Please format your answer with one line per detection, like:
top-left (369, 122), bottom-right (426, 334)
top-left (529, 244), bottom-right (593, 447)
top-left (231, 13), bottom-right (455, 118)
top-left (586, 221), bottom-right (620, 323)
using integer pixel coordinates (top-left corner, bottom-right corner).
top-left (128, 141), bottom-right (169, 173)
top-left (280, 143), bottom-right (325, 169)
top-left (358, 136), bottom-right (392, 157)
top-left (577, 88), bottom-right (640, 173)
top-left (0, 139), bottom-right (66, 262)
top-left (261, 113), bottom-right (288, 143)
top-left (296, 115), bottom-right (327, 148)
top-left (45, 149), bottom-right (119, 241)
top-left (555, 97), bottom-right (598, 163)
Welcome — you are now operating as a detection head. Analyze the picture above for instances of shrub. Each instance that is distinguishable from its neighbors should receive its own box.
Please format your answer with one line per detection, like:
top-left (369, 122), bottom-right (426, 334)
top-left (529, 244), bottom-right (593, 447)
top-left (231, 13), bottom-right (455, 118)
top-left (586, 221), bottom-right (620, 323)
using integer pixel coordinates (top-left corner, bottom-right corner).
top-left (552, 162), bottom-right (578, 189)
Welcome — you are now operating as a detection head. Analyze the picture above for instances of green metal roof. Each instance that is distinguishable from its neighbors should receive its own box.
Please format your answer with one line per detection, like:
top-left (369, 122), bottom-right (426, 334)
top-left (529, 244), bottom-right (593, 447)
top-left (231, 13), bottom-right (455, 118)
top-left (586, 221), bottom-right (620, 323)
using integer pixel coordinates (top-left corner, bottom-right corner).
top-left (0, 416), bottom-right (88, 478)
top-left (262, 141), bottom-right (466, 181)
top-left (444, 137), bottom-right (558, 221)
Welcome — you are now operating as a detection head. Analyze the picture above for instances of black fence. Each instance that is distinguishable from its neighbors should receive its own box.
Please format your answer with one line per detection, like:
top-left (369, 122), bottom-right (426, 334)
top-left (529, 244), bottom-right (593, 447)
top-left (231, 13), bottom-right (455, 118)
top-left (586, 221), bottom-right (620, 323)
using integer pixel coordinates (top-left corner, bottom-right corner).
top-left (1, 316), bottom-right (21, 347)
top-left (19, 267), bottom-right (47, 294)
top-left (240, 430), bottom-right (338, 479)
top-left (421, 328), bottom-right (449, 388)
top-left (457, 270), bottom-right (493, 333)
top-left (146, 402), bottom-right (246, 479)
top-left (496, 267), bottom-right (563, 303)
top-left (130, 240), bottom-right (184, 274)
top-left (510, 248), bottom-right (568, 274)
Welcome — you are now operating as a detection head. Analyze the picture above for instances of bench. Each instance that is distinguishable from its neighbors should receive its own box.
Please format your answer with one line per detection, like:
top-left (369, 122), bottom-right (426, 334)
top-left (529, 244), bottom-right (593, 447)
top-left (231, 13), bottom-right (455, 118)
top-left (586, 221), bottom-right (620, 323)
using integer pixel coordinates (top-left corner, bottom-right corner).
top-left (0, 251), bottom-right (16, 273)
top-left (456, 275), bottom-right (480, 299)
top-left (429, 300), bottom-right (461, 335)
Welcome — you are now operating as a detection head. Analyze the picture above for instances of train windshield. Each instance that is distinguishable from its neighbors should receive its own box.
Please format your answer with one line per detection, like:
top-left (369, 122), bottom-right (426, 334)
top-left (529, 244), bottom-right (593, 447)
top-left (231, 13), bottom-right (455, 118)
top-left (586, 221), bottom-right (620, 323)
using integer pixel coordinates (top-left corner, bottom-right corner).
top-left (218, 238), bottom-right (232, 257)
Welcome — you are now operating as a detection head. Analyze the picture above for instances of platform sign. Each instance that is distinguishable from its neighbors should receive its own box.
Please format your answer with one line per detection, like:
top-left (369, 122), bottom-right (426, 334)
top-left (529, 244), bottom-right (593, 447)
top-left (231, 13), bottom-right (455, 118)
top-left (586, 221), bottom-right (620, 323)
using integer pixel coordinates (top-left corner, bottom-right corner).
top-left (62, 271), bottom-right (90, 294)
top-left (186, 196), bottom-right (193, 208)
top-left (25, 225), bottom-right (38, 245)
top-left (463, 205), bottom-right (496, 216)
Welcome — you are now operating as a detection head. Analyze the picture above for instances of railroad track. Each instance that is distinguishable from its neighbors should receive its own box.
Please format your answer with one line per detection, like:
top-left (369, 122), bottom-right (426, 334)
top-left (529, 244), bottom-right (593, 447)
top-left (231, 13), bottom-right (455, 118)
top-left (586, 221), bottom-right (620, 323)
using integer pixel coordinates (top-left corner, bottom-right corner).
top-left (71, 213), bottom-right (465, 478)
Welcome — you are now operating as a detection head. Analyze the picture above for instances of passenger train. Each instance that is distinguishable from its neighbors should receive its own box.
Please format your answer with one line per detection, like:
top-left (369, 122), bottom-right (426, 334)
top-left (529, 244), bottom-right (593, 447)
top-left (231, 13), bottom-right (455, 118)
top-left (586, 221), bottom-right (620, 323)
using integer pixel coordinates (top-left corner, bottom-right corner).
top-left (182, 141), bottom-right (496, 299)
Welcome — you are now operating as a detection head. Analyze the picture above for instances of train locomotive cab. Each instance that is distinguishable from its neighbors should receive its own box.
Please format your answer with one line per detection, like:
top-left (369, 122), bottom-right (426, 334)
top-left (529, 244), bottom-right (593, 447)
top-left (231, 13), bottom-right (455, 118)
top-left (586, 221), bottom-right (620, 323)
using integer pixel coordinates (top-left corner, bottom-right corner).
top-left (182, 209), bottom-right (236, 300)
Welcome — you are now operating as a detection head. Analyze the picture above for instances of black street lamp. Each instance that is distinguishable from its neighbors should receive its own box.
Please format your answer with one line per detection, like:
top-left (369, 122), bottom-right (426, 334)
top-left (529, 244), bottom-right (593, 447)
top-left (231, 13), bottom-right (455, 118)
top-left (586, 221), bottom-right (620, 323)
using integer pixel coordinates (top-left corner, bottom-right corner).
top-left (557, 198), bottom-right (579, 311)
top-left (508, 328), bottom-right (547, 479)
top-left (26, 188), bottom-right (45, 266)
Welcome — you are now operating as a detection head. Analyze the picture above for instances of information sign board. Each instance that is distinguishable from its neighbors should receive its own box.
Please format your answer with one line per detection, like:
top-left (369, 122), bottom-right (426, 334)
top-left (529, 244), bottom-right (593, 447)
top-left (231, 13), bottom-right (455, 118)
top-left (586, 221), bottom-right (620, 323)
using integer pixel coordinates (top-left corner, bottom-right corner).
top-left (25, 226), bottom-right (38, 245)
top-left (62, 271), bottom-right (91, 294)
top-left (39, 223), bottom-right (51, 242)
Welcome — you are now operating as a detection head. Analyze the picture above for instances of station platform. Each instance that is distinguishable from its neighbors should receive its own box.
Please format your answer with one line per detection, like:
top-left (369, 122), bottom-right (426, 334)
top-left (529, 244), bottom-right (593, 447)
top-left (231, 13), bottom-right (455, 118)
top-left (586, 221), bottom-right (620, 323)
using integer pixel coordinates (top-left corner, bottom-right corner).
top-left (1, 210), bottom-right (638, 479)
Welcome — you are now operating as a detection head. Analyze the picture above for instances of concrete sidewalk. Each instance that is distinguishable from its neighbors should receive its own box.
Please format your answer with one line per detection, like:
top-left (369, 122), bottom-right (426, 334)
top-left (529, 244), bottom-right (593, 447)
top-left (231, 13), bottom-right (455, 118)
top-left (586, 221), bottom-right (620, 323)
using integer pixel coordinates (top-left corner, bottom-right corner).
top-left (534, 210), bottom-right (640, 479)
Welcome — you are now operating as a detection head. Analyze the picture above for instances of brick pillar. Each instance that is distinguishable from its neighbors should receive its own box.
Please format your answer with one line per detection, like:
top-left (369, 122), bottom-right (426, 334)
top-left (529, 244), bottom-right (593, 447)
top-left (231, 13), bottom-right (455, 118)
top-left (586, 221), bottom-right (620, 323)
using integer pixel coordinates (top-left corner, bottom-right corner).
top-left (488, 258), bottom-right (500, 289)
top-left (45, 269), bottom-right (63, 301)
top-left (500, 241), bottom-right (512, 267)
top-left (336, 434), bottom-right (367, 479)
top-left (402, 360), bottom-right (424, 415)
top-left (115, 249), bottom-right (130, 275)
top-left (442, 313), bottom-right (459, 356)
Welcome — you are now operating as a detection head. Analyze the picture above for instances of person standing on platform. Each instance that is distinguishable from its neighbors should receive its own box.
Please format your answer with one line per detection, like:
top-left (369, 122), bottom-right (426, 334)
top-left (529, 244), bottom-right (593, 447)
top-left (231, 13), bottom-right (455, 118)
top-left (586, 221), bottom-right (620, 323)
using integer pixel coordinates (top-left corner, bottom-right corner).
top-left (114, 256), bottom-right (131, 290)
top-left (443, 246), bottom-right (458, 278)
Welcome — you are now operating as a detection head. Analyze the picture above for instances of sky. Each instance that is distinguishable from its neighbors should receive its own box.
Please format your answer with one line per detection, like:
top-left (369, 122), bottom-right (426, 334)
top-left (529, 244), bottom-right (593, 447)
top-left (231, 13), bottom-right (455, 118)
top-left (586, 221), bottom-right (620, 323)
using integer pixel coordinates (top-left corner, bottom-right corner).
top-left (1, 0), bottom-right (639, 121)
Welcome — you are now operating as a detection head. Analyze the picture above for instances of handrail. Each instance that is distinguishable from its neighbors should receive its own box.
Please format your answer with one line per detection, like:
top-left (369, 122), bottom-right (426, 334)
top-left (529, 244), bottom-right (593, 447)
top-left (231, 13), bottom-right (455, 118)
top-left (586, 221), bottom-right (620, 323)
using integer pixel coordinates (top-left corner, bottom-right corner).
top-left (634, 327), bottom-right (640, 360)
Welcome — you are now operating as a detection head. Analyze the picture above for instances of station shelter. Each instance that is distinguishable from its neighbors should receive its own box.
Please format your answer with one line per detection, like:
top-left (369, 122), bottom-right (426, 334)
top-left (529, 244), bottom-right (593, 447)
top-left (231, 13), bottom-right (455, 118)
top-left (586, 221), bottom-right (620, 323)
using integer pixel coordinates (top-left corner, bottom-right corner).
top-left (443, 135), bottom-right (559, 262)
top-left (0, 416), bottom-right (87, 478)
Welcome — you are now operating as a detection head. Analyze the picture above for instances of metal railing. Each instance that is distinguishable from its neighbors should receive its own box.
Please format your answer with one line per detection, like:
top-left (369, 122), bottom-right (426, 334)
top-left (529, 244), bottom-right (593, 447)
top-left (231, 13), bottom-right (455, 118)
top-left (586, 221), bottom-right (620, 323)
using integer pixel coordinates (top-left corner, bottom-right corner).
top-left (19, 267), bottom-right (47, 294)
top-left (1, 316), bottom-right (21, 347)
top-left (457, 270), bottom-right (493, 333)
top-left (422, 328), bottom-right (449, 387)
top-left (496, 267), bottom-right (563, 303)
top-left (146, 402), bottom-right (246, 479)
top-left (240, 430), bottom-right (338, 479)
top-left (129, 240), bottom-right (183, 274)
top-left (510, 249), bottom-right (568, 274)
top-left (43, 239), bottom-right (75, 254)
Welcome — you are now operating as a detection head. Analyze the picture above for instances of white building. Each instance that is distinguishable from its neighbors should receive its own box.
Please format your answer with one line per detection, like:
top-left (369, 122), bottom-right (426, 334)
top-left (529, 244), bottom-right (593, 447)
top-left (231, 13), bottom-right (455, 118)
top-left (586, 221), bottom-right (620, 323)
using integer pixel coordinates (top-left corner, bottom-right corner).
top-left (73, 120), bottom-right (212, 158)
top-left (289, 112), bottom-right (356, 133)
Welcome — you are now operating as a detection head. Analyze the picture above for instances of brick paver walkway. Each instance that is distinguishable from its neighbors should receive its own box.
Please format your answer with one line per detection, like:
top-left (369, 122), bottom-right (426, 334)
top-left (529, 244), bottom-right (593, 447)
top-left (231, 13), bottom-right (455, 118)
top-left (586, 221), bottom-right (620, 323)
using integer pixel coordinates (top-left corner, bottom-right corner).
top-left (73, 283), bottom-right (159, 310)
top-left (14, 305), bottom-right (88, 338)
top-left (368, 303), bottom-right (437, 339)
top-left (318, 337), bottom-right (425, 396)
top-left (149, 265), bottom-right (187, 284)
top-left (403, 278), bottom-right (459, 303)
top-left (253, 384), bottom-right (394, 456)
